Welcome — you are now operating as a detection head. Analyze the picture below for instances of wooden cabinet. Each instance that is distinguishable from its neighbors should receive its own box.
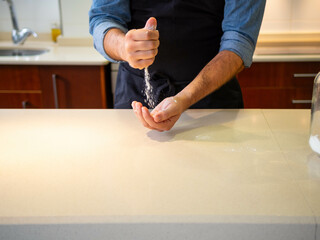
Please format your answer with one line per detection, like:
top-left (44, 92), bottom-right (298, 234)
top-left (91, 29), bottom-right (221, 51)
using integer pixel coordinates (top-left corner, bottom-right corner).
top-left (0, 64), bottom-right (111, 109)
top-left (0, 65), bottom-right (42, 108)
top-left (237, 62), bottom-right (320, 109)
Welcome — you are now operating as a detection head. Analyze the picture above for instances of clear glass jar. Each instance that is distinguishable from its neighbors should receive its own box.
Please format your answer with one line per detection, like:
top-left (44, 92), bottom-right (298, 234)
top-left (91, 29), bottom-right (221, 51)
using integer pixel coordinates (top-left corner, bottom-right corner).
top-left (309, 72), bottom-right (320, 154)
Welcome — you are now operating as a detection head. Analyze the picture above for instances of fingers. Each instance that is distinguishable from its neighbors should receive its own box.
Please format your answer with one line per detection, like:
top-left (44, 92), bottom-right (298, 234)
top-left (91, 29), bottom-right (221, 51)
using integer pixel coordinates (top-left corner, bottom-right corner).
top-left (141, 107), bottom-right (164, 132)
top-left (126, 28), bottom-right (159, 41)
top-left (132, 101), bottom-right (155, 130)
top-left (124, 28), bottom-right (159, 69)
top-left (125, 49), bottom-right (158, 69)
top-left (153, 107), bottom-right (174, 123)
top-left (152, 97), bottom-right (179, 123)
top-left (144, 17), bottom-right (157, 30)
top-left (132, 59), bottom-right (156, 70)
top-left (131, 39), bottom-right (160, 51)
top-left (132, 101), bottom-right (179, 132)
top-left (127, 48), bottom-right (158, 61)
top-left (132, 101), bottom-right (164, 131)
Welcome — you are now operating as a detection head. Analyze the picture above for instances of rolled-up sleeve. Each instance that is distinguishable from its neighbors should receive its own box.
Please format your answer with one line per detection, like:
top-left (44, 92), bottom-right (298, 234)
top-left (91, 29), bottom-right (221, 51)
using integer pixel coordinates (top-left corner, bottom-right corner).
top-left (219, 0), bottom-right (266, 67)
top-left (89, 0), bottom-right (131, 62)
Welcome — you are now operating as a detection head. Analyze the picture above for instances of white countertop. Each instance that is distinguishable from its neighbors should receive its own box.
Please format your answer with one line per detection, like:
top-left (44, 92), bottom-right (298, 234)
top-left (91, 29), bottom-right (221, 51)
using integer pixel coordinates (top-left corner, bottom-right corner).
top-left (0, 109), bottom-right (319, 240)
top-left (0, 41), bottom-right (319, 66)
top-left (0, 41), bottom-right (108, 66)
top-left (253, 53), bottom-right (320, 62)
top-left (253, 46), bottom-right (320, 62)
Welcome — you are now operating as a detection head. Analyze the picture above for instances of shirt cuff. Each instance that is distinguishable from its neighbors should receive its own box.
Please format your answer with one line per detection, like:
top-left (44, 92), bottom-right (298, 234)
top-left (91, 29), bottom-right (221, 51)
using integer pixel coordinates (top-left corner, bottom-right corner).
top-left (219, 30), bottom-right (255, 68)
top-left (92, 21), bottom-right (128, 63)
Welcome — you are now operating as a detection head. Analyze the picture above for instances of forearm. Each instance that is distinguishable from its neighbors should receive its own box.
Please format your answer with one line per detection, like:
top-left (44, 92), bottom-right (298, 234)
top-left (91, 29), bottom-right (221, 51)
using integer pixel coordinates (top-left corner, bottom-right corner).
top-left (176, 50), bottom-right (244, 110)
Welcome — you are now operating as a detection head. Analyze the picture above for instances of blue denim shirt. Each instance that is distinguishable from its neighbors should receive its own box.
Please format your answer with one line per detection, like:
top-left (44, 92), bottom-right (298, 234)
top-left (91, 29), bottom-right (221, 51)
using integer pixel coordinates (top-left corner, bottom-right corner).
top-left (89, 0), bottom-right (265, 68)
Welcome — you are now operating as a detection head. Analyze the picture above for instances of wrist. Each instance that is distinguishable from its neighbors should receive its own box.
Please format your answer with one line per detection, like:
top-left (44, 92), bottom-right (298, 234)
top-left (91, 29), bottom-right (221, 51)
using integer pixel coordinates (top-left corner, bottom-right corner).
top-left (174, 91), bottom-right (192, 112)
top-left (118, 37), bottom-right (127, 62)
top-left (104, 28), bottom-right (127, 62)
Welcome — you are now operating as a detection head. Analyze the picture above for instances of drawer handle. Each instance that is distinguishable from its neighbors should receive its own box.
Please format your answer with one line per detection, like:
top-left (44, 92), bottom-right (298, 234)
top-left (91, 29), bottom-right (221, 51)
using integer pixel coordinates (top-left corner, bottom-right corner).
top-left (293, 73), bottom-right (318, 78)
top-left (52, 74), bottom-right (59, 109)
top-left (22, 100), bottom-right (29, 109)
top-left (292, 100), bottom-right (312, 104)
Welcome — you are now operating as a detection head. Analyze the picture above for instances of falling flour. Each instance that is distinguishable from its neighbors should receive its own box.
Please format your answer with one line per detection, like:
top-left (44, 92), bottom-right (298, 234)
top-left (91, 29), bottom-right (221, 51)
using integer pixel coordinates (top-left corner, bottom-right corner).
top-left (143, 21), bottom-right (157, 109)
top-left (144, 67), bottom-right (156, 108)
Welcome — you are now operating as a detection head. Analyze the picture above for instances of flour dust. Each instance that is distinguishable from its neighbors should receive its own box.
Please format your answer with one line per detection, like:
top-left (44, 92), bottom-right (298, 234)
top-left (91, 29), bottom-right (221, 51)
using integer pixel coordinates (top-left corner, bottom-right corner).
top-left (144, 67), bottom-right (156, 108)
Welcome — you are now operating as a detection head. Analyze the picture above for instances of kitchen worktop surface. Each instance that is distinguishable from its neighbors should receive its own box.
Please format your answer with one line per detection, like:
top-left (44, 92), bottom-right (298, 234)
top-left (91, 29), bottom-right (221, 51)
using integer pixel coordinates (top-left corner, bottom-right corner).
top-left (253, 45), bottom-right (320, 62)
top-left (0, 41), bottom-right (108, 66)
top-left (0, 41), bottom-right (319, 66)
top-left (0, 109), bottom-right (319, 240)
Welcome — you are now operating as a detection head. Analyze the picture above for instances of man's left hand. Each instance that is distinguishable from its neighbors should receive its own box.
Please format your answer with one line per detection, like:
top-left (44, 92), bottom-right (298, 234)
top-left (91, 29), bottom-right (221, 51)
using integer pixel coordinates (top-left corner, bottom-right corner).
top-left (132, 97), bottom-right (184, 132)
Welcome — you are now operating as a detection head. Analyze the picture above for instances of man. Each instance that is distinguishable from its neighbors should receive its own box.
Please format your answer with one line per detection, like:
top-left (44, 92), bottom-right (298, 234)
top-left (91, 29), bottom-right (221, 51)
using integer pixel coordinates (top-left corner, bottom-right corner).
top-left (89, 0), bottom-right (266, 132)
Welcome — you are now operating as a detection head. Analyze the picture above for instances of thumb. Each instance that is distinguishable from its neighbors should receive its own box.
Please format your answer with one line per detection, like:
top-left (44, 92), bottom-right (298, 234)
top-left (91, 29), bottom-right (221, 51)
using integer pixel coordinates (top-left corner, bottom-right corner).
top-left (152, 99), bottom-right (177, 122)
top-left (153, 108), bottom-right (176, 123)
top-left (144, 17), bottom-right (157, 30)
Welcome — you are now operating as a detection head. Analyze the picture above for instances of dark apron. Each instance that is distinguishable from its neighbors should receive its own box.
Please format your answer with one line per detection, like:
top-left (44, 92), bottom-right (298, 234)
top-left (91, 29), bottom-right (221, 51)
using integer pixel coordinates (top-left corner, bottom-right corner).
top-left (114, 0), bottom-right (243, 109)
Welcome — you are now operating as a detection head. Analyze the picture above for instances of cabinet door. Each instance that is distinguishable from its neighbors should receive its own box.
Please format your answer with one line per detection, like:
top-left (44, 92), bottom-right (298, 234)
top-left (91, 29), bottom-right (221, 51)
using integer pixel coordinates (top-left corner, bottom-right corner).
top-left (238, 62), bottom-right (320, 109)
top-left (0, 93), bottom-right (42, 108)
top-left (39, 65), bottom-right (110, 109)
top-left (0, 65), bottom-right (41, 90)
top-left (0, 65), bottom-right (43, 108)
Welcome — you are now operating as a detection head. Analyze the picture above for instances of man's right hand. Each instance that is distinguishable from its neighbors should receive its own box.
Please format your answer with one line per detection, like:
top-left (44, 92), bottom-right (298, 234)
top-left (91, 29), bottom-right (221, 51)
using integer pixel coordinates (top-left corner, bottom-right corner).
top-left (104, 17), bottom-right (159, 70)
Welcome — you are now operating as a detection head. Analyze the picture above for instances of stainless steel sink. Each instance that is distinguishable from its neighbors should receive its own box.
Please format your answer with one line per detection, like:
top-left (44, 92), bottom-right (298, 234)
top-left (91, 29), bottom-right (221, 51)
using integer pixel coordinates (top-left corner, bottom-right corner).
top-left (0, 48), bottom-right (49, 57)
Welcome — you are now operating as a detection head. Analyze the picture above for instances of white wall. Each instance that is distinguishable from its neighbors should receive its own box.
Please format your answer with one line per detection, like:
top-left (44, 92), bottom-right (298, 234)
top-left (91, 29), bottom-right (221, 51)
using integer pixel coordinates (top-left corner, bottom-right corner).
top-left (0, 0), bottom-right (60, 33)
top-left (1, 0), bottom-right (320, 37)
top-left (261, 0), bottom-right (320, 33)
top-left (61, 0), bottom-right (320, 36)
top-left (0, 0), bottom-right (91, 38)
top-left (60, 0), bottom-right (91, 38)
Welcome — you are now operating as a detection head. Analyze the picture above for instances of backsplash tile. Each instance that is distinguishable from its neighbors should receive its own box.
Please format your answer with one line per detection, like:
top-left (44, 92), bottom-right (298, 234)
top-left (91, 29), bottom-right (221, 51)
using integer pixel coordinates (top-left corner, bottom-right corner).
top-left (262, 0), bottom-right (292, 21)
top-left (60, 0), bottom-right (91, 38)
top-left (0, 0), bottom-right (59, 33)
top-left (260, 0), bottom-right (320, 33)
top-left (0, 0), bottom-right (319, 37)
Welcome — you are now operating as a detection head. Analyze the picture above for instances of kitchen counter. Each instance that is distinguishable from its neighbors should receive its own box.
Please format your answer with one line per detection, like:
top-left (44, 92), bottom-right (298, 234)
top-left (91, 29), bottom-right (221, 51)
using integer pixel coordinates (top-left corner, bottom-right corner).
top-left (0, 109), bottom-right (319, 240)
top-left (0, 41), bottom-right (319, 65)
top-left (253, 53), bottom-right (320, 62)
top-left (253, 46), bottom-right (320, 62)
top-left (253, 32), bottom-right (320, 62)
top-left (0, 41), bottom-right (108, 66)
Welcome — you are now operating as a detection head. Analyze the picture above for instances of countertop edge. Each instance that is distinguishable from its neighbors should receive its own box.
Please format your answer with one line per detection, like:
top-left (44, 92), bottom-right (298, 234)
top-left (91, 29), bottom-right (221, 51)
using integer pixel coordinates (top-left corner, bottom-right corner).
top-left (0, 60), bottom-right (109, 66)
top-left (0, 215), bottom-right (316, 225)
top-left (0, 216), bottom-right (316, 240)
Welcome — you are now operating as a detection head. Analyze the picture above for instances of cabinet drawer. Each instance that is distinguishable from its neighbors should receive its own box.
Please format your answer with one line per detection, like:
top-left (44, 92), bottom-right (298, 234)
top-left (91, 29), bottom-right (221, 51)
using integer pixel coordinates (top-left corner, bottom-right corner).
top-left (0, 64), bottom-right (111, 109)
top-left (238, 62), bottom-right (320, 88)
top-left (238, 62), bottom-right (319, 109)
top-left (0, 92), bottom-right (42, 108)
top-left (241, 87), bottom-right (312, 109)
top-left (39, 65), bottom-right (108, 108)
top-left (0, 65), bottom-right (41, 90)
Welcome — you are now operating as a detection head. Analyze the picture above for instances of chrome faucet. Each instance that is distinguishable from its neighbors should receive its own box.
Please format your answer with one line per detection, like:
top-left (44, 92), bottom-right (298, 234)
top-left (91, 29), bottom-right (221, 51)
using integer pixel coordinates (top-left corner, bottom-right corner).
top-left (4, 0), bottom-right (38, 45)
